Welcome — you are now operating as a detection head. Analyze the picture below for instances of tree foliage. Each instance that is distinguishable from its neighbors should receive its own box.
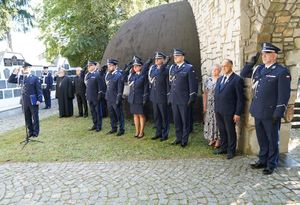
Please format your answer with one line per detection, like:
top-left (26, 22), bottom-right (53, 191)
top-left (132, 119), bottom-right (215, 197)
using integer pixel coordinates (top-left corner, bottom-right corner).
top-left (38, 0), bottom-right (168, 67)
top-left (0, 0), bottom-right (34, 45)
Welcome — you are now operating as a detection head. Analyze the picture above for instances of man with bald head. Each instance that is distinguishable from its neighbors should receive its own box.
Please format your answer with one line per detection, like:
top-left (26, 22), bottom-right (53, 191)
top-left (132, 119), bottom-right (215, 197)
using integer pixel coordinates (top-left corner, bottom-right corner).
top-left (214, 59), bottom-right (244, 159)
top-left (74, 67), bottom-right (88, 117)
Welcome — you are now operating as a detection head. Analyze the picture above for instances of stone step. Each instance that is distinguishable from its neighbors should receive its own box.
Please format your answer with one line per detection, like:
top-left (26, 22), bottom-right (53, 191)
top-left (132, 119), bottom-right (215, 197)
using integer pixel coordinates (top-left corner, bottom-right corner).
top-left (294, 108), bottom-right (300, 115)
top-left (292, 114), bottom-right (300, 122)
top-left (295, 102), bottom-right (300, 108)
top-left (291, 121), bottom-right (300, 129)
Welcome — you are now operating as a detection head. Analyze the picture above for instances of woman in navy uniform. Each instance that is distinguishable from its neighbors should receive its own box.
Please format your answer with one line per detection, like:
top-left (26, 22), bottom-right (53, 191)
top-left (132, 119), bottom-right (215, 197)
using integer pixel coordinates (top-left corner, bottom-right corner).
top-left (8, 62), bottom-right (43, 138)
top-left (85, 60), bottom-right (106, 132)
top-left (105, 59), bottom-right (125, 136)
top-left (168, 49), bottom-right (198, 147)
top-left (127, 56), bottom-right (152, 138)
top-left (40, 66), bottom-right (53, 109)
top-left (149, 51), bottom-right (170, 142)
top-left (241, 43), bottom-right (291, 175)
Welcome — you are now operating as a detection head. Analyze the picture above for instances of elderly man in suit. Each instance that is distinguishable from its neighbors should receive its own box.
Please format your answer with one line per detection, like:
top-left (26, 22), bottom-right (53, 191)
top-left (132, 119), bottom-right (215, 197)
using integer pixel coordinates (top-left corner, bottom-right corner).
top-left (214, 59), bottom-right (244, 159)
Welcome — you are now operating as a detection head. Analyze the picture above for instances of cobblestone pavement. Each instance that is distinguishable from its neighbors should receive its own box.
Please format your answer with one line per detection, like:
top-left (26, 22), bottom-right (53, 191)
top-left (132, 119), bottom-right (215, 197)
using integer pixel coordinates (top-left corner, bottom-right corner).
top-left (0, 158), bottom-right (299, 205)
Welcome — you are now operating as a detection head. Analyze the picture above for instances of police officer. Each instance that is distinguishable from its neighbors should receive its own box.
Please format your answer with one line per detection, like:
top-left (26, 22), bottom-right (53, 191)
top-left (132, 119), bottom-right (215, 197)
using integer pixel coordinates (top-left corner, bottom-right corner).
top-left (40, 66), bottom-right (53, 109)
top-left (241, 42), bottom-right (291, 175)
top-left (85, 60), bottom-right (106, 132)
top-left (8, 62), bottom-right (43, 138)
top-left (127, 56), bottom-right (152, 138)
top-left (105, 59), bottom-right (125, 136)
top-left (149, 51), bottom-right (170, 142)
top-left (74, 67), bottom-right (88, 117)
top-left (169, 48), bottom-right (198, 147)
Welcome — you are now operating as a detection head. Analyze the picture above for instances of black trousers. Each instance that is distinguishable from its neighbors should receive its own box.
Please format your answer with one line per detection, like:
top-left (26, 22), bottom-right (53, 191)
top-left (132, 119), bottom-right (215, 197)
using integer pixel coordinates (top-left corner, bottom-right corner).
top-left (215, 112), bottom-right (237, 155)
top-left (24, 104), bottom-right (40, 136)
top-left (76, 94), bottom-right (88, 116)
top-left (42, 89), bottom-right (51, 108)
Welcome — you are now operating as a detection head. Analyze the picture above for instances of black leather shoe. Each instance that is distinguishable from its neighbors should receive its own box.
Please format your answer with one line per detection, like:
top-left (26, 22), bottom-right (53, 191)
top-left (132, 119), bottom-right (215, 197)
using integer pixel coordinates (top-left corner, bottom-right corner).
top-left (83, 115), bottom-right (88, 118)
top-left (89, 126), bottom-right (96, 131)
top-left (95, 128), bottom-right (101, 132)
top-left (75, 115), bottom-right (83, 118)
top-left (171, 140), bottom-right (181, 145)
top-left (227, 153), bottom-right (235, 160)
top-left (181, 142), bottom-right (188, 148)
top-left (116, 131), bottom-right (124, 136)
top-left (263, 168), bottom-right (274, 175)
top-left (160, 138), bottom-right (168, 142)
top-left (151, 136), bottom-right (161, 140)
top-left (213, 149), bottom-right (227, 155)
top-left (106, 130), bottom-right (117, 135)
top-left (250, 162), bottom-right (267, 169)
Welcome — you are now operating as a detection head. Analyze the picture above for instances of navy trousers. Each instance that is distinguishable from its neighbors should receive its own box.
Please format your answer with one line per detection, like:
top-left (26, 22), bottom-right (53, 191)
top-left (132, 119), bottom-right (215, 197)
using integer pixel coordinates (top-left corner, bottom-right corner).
top-left (255, 118), bottom-right (280, 169)
top-left (24, 104), bottom-right (40, 136)
top-left (108, 103), bottom-right (125, 132)
top-left (171, 104), bottom-right (190, 144)
top-left (215, 112), bottom-right (237, 155)
top-left (89, 101), bottom-right (102, 129)
top-left (42, 89), bottom-right (51, 108)
top-left (153, 103), bottom-right (169, 139)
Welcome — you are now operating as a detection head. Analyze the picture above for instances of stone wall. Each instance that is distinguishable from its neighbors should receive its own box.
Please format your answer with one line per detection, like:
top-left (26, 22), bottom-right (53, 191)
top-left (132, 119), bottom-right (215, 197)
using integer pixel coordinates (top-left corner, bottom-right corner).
top-left (170, 0), bottom-right (300, 154)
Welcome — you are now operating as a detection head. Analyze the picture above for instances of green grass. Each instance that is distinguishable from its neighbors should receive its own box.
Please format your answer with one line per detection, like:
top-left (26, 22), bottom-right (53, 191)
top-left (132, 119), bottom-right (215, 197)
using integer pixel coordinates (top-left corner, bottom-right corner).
top-left (0, 114), bottom-right (218, 162)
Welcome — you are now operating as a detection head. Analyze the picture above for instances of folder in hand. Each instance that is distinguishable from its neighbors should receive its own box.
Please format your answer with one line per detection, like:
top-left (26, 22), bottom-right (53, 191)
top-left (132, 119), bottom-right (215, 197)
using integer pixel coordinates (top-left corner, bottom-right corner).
top-left (30, 95), bottom-right (37, 105)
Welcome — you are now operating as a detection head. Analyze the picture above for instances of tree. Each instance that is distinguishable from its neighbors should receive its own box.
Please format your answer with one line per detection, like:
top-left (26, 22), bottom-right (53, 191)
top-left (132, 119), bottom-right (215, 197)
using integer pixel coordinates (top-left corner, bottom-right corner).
top-left (0, 0), bottom-right (34, 51)
top-left (38, 0), bottom-right (168, 67)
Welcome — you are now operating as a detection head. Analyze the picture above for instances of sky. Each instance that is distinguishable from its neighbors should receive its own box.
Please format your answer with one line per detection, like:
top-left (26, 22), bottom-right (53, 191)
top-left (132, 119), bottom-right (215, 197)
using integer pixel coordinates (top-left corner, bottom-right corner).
top-left (0, 0), bottom-right (46, 65)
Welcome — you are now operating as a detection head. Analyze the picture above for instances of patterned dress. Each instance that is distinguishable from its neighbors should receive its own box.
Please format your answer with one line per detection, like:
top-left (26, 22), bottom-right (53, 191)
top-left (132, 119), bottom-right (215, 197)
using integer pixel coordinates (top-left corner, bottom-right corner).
top-left (203, 77), bottom-right (219, 141)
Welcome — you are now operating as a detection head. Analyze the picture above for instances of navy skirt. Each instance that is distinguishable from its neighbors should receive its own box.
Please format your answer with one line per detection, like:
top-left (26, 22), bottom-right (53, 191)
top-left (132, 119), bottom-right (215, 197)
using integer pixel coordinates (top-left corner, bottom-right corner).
top-left (130, 103), bottom-right (144, 114)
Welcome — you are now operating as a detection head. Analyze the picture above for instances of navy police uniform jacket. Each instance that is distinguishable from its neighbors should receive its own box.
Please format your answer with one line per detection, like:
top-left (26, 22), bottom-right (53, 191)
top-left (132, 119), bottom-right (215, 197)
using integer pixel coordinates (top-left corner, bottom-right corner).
top-left (214, 73), bottom-right (244, 116)
top-left (8, 74), bottom-right (43, 106)
top-left (127, 64), bottom-right (150, 104)
top-left (240, 63), bottom-right (291, 119)
top-left (40, 72), bottom-right (53, 90)
top-left (168, 62), bottom-right (197, 105)
top-left (105, 70), bottom-right (124, 104)
top-left (148, 64), bottom-right (169, 104)
top-left (85, 71), bottom-right (106, 103)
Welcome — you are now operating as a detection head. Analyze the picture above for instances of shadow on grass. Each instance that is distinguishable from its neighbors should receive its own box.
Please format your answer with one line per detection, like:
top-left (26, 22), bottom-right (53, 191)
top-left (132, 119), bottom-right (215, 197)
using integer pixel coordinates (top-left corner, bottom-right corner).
top-left (0, 115), bottom-right (220, 162)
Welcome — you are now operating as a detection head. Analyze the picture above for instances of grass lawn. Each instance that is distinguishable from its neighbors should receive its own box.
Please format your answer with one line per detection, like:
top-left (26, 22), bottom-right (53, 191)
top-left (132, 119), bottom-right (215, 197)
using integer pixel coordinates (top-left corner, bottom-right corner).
top-left (0, 114), bottom-right (218, 162)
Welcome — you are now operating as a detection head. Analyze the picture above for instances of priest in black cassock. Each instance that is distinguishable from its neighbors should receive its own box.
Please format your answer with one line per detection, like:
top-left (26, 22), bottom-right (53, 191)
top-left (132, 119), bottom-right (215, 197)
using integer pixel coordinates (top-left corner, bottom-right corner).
top-left (55, 68), bottom-right (74, 117)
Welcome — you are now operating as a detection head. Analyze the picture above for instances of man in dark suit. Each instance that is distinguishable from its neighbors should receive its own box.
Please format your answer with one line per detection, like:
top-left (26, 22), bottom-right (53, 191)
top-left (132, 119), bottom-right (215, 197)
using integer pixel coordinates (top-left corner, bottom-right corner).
top-left (85, 61), bottom-right (106, 132)
top-left (214, 59), bottom-right (244, 159)
top-left (241, 43), bottom-right (291, 175)
top-left (8, 62), bottom-right (43, 138)
top-left (40, 66), bottom-right (53, 109)
top-left (149, 51), bottom-right (170, 142)
top-left (74, 67), bottom-right (88, 117)
top-left (105, 59), bottom-right (125, 136)
top-left (168, 48), bottom-right (198, 148)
